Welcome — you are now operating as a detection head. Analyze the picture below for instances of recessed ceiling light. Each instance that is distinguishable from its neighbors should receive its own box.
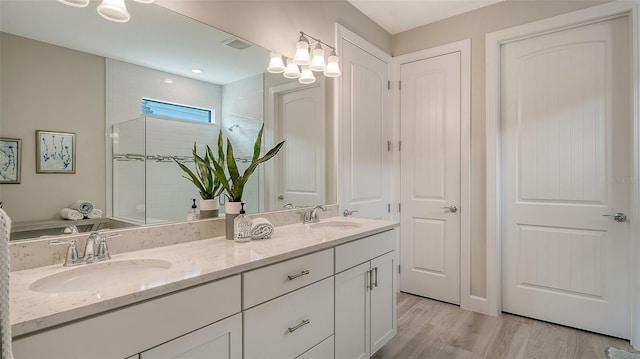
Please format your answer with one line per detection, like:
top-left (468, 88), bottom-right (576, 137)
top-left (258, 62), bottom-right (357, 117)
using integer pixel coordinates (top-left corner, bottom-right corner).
top-left (191, 68), bottom-right (203, 74)
top-left (164, 78), bottom-right (173, 84)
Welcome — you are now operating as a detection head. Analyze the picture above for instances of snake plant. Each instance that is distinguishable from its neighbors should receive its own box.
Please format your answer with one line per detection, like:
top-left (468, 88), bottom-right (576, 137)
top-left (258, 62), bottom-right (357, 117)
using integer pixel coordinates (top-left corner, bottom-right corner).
top-left (210, 124), bottom-right (285, 202)
top-left (175, 130), bottom-right (225, 200)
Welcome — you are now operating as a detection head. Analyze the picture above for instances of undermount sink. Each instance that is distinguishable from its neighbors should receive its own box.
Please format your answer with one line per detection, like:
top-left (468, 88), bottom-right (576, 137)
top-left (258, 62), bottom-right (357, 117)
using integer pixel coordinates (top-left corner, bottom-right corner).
top-left (309, 221), bottom-right (364, 230)
top-left (30, 259), bottom-right (172, 294)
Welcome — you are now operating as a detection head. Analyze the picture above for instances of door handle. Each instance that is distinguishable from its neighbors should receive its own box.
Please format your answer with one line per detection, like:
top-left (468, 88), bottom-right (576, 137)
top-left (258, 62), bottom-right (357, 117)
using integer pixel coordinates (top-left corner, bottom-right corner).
top-left (440, 205), bottom-right (458, 213)
top-left (278, 195), bottom-right (285, 200)
top-left (603, 212), bottom-right (627, 222)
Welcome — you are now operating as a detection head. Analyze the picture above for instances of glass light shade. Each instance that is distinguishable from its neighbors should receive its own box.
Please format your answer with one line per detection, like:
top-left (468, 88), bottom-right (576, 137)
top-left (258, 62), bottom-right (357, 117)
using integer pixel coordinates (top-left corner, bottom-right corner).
top-left (97, 0), bottom-right (130, 23)
top-left (283, 59), bottom-right (301, 79)
top-left (267, 52), bottom-right (286, 73)
top-left (309, 46), bottom-right (326, 72)
top-left (57, 0), bottom-right (90, 7)
top-left (293, 38), bottom-right (311, 66)
top-left (324, 54), bottom-right (341, 77)
top-left (299, 67), bottom-right (316, 84)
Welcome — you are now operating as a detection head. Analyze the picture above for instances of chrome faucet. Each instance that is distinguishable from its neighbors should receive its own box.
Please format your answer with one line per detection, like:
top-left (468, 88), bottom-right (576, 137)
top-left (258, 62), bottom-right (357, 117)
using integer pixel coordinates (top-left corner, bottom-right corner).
top-left (50, 231), bottom-right (120, 267)
top-left (304, 205), bottom-right (327, 224)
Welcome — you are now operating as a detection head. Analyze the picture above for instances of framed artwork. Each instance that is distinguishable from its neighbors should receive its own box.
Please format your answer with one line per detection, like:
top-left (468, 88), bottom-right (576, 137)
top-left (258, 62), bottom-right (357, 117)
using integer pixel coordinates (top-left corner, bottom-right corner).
top-left (0, 137), bottom-right (22, 184)
top-left (36, 130), bottom-right (76, 174)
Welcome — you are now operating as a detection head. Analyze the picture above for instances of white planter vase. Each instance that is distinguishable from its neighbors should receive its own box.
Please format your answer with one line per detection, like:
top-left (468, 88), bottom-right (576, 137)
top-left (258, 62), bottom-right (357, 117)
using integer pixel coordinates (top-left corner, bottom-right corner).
top-left (225, 201), bottom-right (243, 240)
top-left (200, 198), bottom-right (219, 218)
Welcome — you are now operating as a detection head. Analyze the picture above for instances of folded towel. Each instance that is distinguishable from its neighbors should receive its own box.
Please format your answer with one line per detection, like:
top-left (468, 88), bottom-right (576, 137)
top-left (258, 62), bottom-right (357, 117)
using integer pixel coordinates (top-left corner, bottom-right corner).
top-left (1, 208), bottom-right (14, 359)
top-left (60, 208), bottom-right (83, 220)
top-left (86, 209), bottom-right (103, 219)
top-left (250, 218), bottom-right (274, 240)
top-left (69, 200), bottom-right (94, 215)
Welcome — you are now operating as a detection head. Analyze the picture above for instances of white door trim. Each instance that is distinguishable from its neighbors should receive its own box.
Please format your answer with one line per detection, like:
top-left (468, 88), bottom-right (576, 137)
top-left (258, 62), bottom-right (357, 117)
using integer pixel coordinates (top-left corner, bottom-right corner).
top-left (392, 40), bottom-right (474, 310)
top-left (485, 0), bottom-right (640, 347)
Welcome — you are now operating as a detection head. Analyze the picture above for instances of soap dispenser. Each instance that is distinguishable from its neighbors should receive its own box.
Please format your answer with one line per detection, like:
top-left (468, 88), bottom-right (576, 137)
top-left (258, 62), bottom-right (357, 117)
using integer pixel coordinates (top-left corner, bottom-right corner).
top-left (186, 198), bottom-right (199, 221)
top-left (234, 203), bottom-right (251, 242)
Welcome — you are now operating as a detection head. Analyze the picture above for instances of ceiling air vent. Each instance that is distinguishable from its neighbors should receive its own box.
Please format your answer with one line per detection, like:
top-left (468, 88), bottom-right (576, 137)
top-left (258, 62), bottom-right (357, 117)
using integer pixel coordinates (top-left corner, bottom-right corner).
top-left (222, 37), bottom-right (252, 50)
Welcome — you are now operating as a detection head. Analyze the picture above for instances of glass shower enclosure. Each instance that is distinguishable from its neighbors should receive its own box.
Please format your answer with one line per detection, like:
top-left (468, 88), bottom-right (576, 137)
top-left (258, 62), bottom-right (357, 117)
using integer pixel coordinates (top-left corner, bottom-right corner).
top-left (111, 115), bottom-right (219, 224)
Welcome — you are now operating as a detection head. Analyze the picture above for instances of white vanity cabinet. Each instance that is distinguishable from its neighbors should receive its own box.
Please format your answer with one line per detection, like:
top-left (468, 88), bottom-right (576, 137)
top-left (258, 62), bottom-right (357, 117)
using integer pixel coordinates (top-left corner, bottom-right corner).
top-left (12, 223), bottom-right (398, 359)
top-left (334, 230), bottom-right (396, 359)
top-left (12, 275), bottom-right (241, 359)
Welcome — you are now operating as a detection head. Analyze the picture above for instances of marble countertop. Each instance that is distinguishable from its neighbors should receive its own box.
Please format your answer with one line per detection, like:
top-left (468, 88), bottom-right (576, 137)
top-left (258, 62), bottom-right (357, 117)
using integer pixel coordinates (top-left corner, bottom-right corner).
top-left (10, 217), bottom-right (398, 337)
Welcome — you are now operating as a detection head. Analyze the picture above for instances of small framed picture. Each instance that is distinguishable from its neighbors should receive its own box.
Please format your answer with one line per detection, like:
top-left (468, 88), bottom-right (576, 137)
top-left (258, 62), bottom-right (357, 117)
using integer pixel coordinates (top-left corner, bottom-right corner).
top-left (0, 137), bottom-right (22, 184)
top-left (36, 130), bottom-right (76, 174)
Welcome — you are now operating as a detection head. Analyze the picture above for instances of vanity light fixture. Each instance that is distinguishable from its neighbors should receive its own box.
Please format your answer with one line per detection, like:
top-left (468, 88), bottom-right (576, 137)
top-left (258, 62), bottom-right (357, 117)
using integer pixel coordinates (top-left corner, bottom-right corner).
top-left (309, 43), bottom-right (326, 72)
top-left (299, 67), bottom-right (316, 84)
top-left (324, 49), bottom-right (342, 77)
top-left (283, 58), bottom-right (301, 79)
top-left (57, 0), bottom-right (154, 23)
top-left (191, 68), bottom-right (203, 74)
top-left (267, 52), bottom-right (286, 73)
top-left (268, 31), bottom-right (341, 84)
top-left (293, 34), bottom-right (311, 65)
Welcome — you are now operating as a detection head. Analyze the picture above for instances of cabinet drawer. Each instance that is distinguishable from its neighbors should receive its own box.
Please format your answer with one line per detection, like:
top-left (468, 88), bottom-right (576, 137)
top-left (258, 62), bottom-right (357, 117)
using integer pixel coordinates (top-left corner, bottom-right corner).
top-left (243, 248), bottom-right (333, 308)
top-left (244, 277), bottom-right (334, 359)
top-left (335, 230), bottom-right (395, 273)
top-left (296, 335), bottom-right (334, 359)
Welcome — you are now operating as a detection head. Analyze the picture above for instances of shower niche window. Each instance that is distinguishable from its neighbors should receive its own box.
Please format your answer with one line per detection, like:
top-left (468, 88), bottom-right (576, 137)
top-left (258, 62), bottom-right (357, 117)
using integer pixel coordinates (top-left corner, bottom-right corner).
top-left (111, 115), bottom-right (219, 224)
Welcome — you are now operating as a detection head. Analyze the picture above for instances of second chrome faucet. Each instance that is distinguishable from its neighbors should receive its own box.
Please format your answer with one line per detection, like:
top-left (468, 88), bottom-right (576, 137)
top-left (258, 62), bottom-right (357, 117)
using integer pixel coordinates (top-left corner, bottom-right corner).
top-left (303, 205), bottom-right (327, 224)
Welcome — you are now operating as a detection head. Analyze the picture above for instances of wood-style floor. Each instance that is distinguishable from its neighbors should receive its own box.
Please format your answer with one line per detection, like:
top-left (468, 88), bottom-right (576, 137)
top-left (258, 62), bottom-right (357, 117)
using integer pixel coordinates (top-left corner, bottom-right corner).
top-left (372, 292), bottom-right (637, 359)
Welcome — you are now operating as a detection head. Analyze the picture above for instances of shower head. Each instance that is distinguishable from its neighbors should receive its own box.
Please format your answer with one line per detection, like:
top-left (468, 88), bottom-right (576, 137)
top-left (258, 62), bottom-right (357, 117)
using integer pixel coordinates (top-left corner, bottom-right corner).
top-left (227, 124), bottom-right (239, 132)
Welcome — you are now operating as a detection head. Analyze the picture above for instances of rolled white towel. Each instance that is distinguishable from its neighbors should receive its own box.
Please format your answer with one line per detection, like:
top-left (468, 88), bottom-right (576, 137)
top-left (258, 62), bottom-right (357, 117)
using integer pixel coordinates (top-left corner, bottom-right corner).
top-left (250, 218), bottom-right (274, 240)
top-left (69, 200), bottom-right (94, 215)
top-left (60, 208), bottom-right (83, 220)
top-left (86, 209), bottom-right (103, 219)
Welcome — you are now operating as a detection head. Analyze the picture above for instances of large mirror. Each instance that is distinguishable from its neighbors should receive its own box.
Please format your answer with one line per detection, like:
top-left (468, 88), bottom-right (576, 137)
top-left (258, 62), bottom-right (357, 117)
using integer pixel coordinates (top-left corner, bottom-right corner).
top-left (0, 0), bottom-right (336, 240)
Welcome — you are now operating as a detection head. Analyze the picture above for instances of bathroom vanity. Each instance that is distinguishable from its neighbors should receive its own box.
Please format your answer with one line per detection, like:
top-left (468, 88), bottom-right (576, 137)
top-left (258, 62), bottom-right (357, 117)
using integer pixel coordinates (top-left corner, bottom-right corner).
top-left (10, 217), bottom-right (397, 359)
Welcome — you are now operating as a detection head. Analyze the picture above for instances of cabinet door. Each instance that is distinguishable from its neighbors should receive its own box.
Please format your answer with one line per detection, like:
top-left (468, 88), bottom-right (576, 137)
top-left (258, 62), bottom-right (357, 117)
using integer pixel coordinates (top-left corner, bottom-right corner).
top-left (141, 313), bottom-right (242, 359)
top-left (335, 262), bottom-right (370, 359)
top-left (370, 252), bottom-right (396, 354)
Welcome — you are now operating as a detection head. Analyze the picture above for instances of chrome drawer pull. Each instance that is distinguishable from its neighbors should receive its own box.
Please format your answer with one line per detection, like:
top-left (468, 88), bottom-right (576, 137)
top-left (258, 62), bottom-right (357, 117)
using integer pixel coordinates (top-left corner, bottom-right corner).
top-left (374, 267), bottom-right (378, 287)
top-left (287, 270), bottom-right (310, 280)
top-left (288, 319), bottom-right (310, 333)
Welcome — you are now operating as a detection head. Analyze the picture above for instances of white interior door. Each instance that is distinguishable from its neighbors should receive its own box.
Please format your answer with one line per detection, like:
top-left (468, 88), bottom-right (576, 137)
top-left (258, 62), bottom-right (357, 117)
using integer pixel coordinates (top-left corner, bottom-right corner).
top-left (399, 52), bottom-right (461, 304)
top-left (339, 37), bottom-right (391, 220)
top-left (275, 84), bottom-right (325, 208)
top-left (501, 17), bottom-right (631, 338)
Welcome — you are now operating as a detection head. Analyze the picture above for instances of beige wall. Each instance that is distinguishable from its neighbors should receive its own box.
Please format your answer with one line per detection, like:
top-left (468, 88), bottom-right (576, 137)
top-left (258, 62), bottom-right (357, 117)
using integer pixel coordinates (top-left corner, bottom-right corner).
top-left (0, 33), bottom-right (106, 223)
top-left (393, 0), bottom-right (608, 297)
top-left (156, 0), bottom-right (392, 57)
